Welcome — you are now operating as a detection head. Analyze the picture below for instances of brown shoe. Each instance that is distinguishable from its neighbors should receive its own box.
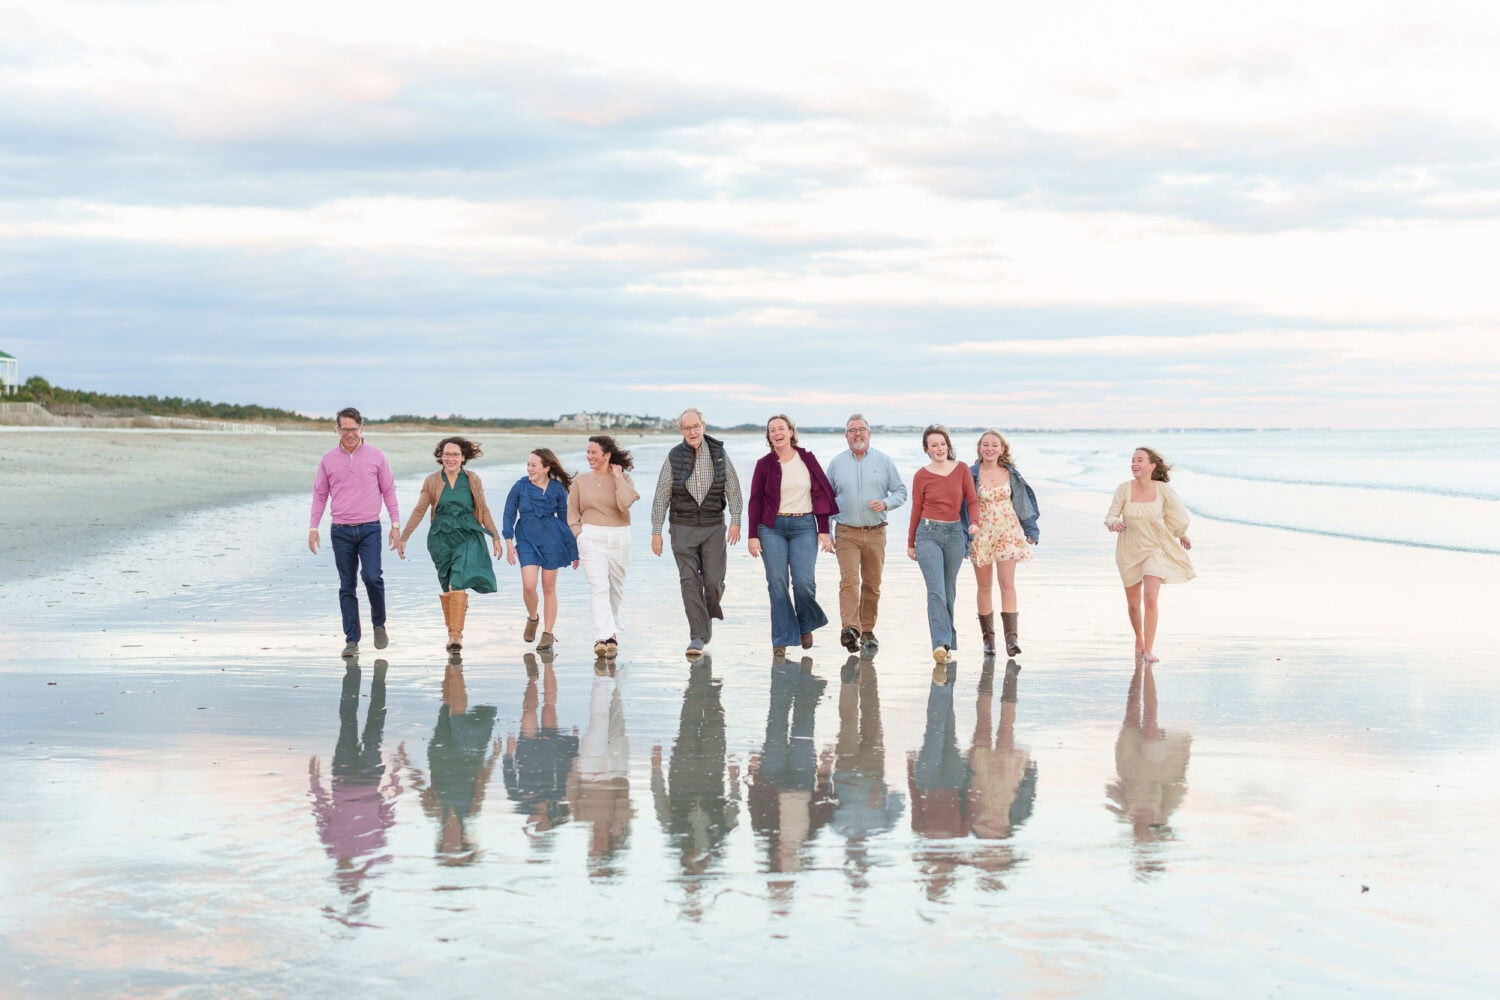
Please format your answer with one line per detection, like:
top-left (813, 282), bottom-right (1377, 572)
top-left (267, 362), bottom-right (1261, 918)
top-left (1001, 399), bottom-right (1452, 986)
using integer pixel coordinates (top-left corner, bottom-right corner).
top-left (536, 631), bottom-right (555, 653)
top-left (800, 632), bottom-right (813, 649)
top-left (1001, 611), bottom-right (1021, 656)
top-left (979, 612), bottom-right (996, 656)
top-left (524, 614), bottom-right (539, 643)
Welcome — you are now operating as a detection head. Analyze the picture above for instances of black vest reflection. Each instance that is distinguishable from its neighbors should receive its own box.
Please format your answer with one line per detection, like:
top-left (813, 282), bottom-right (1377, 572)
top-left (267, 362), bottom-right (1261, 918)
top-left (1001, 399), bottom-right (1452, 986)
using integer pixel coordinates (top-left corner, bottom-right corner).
top-left (566, 668), bottom-right (632, 876)
top-left (651, 658), bottom-right (739, 920)
top-left (404, 659), bottom-right (500, 865)
top-left (829, 655), bottom-right (904, 890)
top-left (1106, 661), bottom-right (1191, 876)
top-left (503, 653), bottom-right (580, 839)
top-left (907, 659), bottom-right (1036, 898)
top-left (309, 660), bottom-right (398, 920)
top-left (748, 657), bottom-right (833, 910)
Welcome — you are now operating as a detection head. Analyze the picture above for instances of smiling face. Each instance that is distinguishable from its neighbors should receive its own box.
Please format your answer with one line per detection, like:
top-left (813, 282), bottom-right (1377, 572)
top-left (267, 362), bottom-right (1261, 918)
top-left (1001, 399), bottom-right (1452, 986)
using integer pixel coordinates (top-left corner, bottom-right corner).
top-left (586, 441), bottom-right (607, 471)
top-left (767, 418), bottom-right (793, 451)
top-left (845, 418), bottom-right (871, 455)
top-left (924, 432), bottom-right (949, 462)
top-left (679, 413), bottom-right (705, 450)
top-left (526, 453), bottom-right (545, 480)
top-left (441, 443), bottom-right (464, 474)
top-left (978, 432), bottom-right (1003, 464)
top-left (1131, 449), bottom-right (1155, 479)
top-left (336, 417), bottom-right (363, 453)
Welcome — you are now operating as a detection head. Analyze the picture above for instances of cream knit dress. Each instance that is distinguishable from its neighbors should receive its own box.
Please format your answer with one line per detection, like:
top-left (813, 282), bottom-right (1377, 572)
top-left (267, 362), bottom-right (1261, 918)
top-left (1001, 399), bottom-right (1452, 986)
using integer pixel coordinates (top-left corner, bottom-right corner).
top-left (1105, 481), bottom-right (1196, 586)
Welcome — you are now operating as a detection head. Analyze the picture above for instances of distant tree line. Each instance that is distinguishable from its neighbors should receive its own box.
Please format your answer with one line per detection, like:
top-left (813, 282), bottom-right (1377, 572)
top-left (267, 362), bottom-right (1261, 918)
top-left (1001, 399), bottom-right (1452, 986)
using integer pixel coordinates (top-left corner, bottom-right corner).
top-left (14, 376), bottom-right (316, 422)
top-left (380, 414), bottom-right (554, 428)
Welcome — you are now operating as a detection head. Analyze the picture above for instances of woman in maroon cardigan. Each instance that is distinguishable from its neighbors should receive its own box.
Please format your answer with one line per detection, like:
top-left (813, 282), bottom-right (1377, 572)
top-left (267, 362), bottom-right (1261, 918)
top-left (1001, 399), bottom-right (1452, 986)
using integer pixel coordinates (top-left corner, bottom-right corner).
top-left (747, 414), bottom-right (839, 656)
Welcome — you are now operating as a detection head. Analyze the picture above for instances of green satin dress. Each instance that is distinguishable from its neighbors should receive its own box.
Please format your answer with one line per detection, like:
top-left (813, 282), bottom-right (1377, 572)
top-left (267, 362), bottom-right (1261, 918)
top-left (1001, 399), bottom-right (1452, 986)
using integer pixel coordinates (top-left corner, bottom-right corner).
top-left (428, 471), bottom-right (497, 593)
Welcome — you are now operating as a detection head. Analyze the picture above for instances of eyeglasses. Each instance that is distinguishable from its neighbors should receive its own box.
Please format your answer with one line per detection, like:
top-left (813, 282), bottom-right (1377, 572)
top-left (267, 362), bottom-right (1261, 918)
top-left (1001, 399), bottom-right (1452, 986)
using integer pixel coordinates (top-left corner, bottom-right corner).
top-left (846, 427), bottom-right (870, 435)
top-left (442, 451), bottom-right (463, 458)
top-left (338, 425), bottom-right (361, 434)
top-left (680, 423), bottom-right (704, 432)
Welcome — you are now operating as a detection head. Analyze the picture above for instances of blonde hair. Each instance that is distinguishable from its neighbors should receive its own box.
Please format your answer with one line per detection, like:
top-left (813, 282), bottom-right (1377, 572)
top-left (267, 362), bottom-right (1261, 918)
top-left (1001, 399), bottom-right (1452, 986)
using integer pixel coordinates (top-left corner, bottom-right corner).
top-left (976, 429), bottom-right (1012, 468)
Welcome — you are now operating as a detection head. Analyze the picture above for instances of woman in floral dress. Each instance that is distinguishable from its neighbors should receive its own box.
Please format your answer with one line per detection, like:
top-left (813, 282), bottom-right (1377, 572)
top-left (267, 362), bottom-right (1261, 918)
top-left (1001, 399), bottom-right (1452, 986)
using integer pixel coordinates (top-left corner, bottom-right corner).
top-left (964, 430), bottom-right (1040, 657)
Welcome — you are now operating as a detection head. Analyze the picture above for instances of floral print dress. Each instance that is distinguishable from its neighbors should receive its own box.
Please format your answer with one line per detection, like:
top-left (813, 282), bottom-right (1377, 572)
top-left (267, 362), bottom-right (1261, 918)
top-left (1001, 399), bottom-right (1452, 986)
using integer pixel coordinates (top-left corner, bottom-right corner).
top-left (969, 478), bottom-right (1033, 566)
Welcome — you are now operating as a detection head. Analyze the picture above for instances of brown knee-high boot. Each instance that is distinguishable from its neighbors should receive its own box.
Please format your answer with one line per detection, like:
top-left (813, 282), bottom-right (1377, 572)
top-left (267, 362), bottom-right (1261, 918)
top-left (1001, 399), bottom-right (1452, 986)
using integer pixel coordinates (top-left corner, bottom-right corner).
top-left (1001, 611), bottom-right (1021, 657)
top-left (440, 592), bottom-right (454, 649)
top-left (979, 612), bottom-right (997, 656)
top-left (449, 591), bottom-right (469, 651)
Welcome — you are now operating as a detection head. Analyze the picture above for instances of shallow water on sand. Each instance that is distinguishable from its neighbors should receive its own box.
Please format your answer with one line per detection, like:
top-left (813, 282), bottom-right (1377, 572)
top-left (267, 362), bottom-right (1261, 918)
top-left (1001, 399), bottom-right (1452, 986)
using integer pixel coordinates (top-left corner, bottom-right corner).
top-left (3, 435), bottom-right (1496, 997)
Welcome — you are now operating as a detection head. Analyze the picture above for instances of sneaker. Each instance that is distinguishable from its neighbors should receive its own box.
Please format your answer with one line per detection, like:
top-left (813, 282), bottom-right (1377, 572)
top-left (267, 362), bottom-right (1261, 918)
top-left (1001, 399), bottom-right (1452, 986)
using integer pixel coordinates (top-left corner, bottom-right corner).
top-left (605, 638), bottom-right (619, 658)
top-left (772, 645), bottom-right (788, 660)
top-left (861, 631), bottom-right (878, 651)
top-left (932, 644), bottom-right (949, 664)
top-left (840, 626), bottom-right (860, 652)
top-left (594, 639), bottom-right (609, 656)
top-left (524, 615), bottom-right (540, 643)
top-left (341, 641), bottom-right (358, 658)
top-left (373, 626), bottom-right (388, 650)
top-left (685, 638), bottom-right (705, 658)
top-left (536, 631), bottom-right (556, 654)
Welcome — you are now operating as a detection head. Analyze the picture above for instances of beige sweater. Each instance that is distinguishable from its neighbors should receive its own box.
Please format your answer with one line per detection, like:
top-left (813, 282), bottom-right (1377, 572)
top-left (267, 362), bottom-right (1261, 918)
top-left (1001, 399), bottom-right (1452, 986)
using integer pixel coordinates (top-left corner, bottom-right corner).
top-left (400, 469), bottom-right (500, 543)
top-left (567, 469), bottom-right (640, 534)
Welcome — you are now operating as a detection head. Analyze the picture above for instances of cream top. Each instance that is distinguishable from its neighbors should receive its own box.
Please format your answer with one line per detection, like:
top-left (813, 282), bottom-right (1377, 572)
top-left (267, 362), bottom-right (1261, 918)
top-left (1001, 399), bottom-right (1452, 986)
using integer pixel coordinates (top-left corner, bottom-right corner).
top-left (778, 453), bottom-right (813, 513)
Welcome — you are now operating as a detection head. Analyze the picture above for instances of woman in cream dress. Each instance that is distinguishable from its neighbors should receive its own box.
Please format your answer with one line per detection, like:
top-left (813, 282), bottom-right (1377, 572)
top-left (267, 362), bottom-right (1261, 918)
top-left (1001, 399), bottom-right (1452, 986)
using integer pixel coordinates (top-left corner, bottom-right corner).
top-left (1105, 447), bottom-right (1194, 663)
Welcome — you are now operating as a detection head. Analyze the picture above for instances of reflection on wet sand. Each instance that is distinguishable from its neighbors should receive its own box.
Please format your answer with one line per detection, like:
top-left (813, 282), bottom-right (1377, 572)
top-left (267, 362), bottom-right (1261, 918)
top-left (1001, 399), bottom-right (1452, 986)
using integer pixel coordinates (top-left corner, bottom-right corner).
top-left (651, 657), bottom-right (740, 920)
top-left (1106, 661), bottom-right (1192, 876)
top-left (567, 666), bottom-right (632, 877)
top-left (308, 659), bottom-right (398, 924)
top-left (503, 652), bottom-right (579, 842)
top-left (908, 658), bottom-right (1035, 898)
top-left (749, 657), bottom-right (833, 913)
top-left (829, 654), bottom-right (904, 891)
top-left (397, 658), bottom-right (501, 865)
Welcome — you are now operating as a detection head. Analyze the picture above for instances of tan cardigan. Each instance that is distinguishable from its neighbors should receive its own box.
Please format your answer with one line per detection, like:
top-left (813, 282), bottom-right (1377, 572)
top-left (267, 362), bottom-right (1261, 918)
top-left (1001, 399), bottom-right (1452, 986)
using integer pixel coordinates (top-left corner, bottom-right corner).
top-left (400, 469), bottom-right (500, 543)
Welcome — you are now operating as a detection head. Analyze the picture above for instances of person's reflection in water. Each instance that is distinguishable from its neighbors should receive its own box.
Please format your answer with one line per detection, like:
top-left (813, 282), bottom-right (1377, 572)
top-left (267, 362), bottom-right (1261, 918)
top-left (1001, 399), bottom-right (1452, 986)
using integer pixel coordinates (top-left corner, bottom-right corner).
top-left (398, 657), bottom-right (501, 866)
top-left (748, 657), bottom-right (833, 915)
top-left (503, 652), bottom-right (579, 843)
top-left (1105, 660), bottom-right (1191, 877)
top-left (309, 660), bottom-right (399, 923)
top-left (907, 660), bottom-right (970, 900)
top-left (829, 654), bottom-right (904, 892)
top-left (651, 656), bottom-right (741, 920)
top-left (964, 658), bottom-right (1035, 881)
top-left (567, 665), bottom-right (632, 877)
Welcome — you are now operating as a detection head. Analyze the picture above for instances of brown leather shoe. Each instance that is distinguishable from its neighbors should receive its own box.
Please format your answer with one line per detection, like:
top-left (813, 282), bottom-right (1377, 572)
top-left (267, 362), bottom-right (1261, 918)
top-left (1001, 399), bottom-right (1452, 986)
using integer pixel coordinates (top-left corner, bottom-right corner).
top-left (524, 614), bottom-right (539, 643)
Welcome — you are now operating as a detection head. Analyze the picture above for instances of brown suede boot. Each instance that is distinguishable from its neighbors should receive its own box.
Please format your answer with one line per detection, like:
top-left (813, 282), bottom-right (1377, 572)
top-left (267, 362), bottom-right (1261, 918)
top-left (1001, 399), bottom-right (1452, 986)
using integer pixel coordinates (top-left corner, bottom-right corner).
top-left (979, 612), bottom-right (997, 656)
top-left (440, 592), bottom-right (455, 649)
top-left (449, 591), bottom-right (469, 651)
top-left (1001, 611), bottom-right (1021, 657)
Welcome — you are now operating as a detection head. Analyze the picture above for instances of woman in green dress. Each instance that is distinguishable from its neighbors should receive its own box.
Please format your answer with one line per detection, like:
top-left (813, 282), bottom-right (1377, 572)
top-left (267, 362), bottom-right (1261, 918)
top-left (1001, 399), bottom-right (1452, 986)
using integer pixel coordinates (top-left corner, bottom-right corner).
top-left (399, 437), bottom-right (502, 653)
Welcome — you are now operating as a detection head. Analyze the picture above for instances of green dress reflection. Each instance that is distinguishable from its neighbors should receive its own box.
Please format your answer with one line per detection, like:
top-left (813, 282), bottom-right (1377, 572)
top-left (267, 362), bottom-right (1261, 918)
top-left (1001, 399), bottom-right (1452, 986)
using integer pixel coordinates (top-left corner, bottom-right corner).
top-left (429, 471), bottom-right (497, 593)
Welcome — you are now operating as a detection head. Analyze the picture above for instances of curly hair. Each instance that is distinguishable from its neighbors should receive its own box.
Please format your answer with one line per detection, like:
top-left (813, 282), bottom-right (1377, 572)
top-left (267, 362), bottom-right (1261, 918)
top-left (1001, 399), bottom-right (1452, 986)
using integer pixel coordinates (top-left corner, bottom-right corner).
top-left (434, 436), bottom-right (482, 465)
top-left (1135, 446), bottom-right (1172, 482)
top-left (588, 434), bottom-right (634, 472)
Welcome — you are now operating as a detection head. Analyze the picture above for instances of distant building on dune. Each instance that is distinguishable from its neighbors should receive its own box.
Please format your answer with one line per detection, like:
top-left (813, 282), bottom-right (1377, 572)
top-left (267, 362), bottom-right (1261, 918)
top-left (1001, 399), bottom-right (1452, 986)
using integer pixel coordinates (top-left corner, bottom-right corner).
top-left (555, 411), bottom-right (673, 431)
top-left (0, 349), bottom-right (17, 396)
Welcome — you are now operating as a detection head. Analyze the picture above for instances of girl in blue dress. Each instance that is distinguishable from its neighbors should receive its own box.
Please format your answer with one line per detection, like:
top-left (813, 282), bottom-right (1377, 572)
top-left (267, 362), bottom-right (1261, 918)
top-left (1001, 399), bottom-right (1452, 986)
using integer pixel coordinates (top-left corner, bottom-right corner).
top-left (503, 448), bottom-right (579, 653)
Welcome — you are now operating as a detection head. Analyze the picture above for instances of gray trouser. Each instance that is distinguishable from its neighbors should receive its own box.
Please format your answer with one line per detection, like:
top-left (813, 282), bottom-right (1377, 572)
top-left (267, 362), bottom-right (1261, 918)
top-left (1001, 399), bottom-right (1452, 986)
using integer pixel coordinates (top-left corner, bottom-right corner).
top-left (670, 521), bottom-right (727, 642)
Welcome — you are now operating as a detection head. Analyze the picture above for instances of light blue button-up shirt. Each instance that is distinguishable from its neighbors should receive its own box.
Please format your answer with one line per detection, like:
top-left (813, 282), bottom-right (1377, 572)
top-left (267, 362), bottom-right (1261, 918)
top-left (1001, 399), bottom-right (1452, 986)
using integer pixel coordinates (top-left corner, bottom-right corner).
top-left (826, 447), bottom-right (908, 527)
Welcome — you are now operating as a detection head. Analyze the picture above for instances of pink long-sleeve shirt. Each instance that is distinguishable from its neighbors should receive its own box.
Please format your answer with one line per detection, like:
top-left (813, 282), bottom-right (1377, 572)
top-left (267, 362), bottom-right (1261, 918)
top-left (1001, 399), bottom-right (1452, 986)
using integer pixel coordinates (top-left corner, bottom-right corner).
top-left (310, 441), bottom-right (400, 529)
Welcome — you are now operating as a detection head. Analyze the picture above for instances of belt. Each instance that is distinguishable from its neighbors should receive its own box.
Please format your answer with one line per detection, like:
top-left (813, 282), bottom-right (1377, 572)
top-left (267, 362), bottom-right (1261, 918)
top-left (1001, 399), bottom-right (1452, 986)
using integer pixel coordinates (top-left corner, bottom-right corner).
top-left (777, 512), bottom-right (810, 517)
top-left (334, 520), bottom-right (379, 528)
top-left (837, 522), bottom-right (886, 530)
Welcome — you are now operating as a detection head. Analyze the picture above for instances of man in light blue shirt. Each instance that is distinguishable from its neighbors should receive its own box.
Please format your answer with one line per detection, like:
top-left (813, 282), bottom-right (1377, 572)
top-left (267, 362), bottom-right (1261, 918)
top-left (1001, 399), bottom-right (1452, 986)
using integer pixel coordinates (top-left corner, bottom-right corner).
top-left (825, 414), bottom-right (908, 653)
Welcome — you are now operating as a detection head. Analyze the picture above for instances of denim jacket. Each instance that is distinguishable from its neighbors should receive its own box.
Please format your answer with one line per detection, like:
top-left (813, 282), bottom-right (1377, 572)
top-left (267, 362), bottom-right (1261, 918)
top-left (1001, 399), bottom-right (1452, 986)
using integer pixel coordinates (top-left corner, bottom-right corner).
top-left (959, 462), bottom-right (1040, 544)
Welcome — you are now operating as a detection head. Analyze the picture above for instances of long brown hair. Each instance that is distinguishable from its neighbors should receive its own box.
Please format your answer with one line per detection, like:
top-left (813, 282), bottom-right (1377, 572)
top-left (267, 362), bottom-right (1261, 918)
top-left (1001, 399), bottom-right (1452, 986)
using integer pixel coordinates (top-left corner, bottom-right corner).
top-left (531, 448), bottom-right (573, 489)
top-left (1136, 446), bottom-right (1172, 482)
top-left (976, 429), bottom-right (1012, 468)
top-left (921, 424), bottom-right (955, 460)
top-left (589, 434), bottom-right (634, 472)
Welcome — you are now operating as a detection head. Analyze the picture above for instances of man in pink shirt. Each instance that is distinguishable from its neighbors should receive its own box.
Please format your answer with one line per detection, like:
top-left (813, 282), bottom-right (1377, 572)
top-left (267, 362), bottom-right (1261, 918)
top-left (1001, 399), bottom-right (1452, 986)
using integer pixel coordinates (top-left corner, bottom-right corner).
top-left (309, 407), bottom-right (402, 657)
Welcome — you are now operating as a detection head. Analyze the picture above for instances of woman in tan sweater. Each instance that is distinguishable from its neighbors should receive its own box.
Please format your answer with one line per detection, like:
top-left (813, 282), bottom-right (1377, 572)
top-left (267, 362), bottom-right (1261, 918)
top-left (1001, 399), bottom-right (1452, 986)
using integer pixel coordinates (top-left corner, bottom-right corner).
top-left (568, 435), bottom-right (640, 657)
top-left (399, 437), bottom-right (502, 654)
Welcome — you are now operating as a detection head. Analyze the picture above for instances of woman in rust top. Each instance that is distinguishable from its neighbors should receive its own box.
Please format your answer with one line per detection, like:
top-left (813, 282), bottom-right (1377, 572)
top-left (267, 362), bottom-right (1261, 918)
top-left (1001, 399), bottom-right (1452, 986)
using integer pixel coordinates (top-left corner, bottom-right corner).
top-left (747, 414), bottom-right (838, 656)
top-left (908, 425), bottom-right (978, 665)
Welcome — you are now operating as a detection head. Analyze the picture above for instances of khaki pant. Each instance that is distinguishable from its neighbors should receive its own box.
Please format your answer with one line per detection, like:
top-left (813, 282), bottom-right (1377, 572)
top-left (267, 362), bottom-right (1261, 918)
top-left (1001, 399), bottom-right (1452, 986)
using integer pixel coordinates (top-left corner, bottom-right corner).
top-left (835, 522), bottom-right (887, 632)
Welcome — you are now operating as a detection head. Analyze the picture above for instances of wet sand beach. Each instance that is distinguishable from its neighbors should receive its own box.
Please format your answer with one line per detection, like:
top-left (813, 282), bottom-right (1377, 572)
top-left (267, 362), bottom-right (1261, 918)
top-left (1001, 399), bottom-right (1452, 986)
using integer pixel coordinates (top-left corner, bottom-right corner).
top-left (1, 431), bottom-right (1496, 996)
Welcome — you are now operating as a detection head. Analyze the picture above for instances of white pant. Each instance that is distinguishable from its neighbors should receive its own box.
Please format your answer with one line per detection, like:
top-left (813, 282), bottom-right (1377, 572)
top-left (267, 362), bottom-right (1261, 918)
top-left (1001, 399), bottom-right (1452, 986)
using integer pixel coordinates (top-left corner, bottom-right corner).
top-left (578, 524), bottom-right (630, 641)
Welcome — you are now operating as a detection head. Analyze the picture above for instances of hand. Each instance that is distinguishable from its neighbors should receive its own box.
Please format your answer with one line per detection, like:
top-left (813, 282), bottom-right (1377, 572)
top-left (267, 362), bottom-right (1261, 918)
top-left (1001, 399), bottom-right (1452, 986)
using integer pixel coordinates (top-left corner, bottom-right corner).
top-left (571, 559), bottom-right (580, 569)
top-left (388, 526), bottom-right (401, 550)
top-left (651, 534), bottom-right (663, 557)
top-left (308, 529), bottom-right (319, 554)
top-left (506, 541), bottom-right (518, 566)
top-left (1109, 521), bottom-right (1126, 533)
top-left (866, 499), bottom-right (886, 512)
top-left (907, 546), bottom-right (917, 561)
top-left (610, 464), bottom-right (623, 479)
top-left (493, 540), bottom-right (503, 558)
top-left (817, 533), bottom-right (833, 554)
top-left (748, 538), bottom-right (762, 559)
top-left (1028, 536), bottom-right (1039, 546)
top-left (1180, 536), bottom-right (1192, 550)
top-left (967, 523), bottom-right (978, 535)
top-left (727, 525), bottom-right (741, 546)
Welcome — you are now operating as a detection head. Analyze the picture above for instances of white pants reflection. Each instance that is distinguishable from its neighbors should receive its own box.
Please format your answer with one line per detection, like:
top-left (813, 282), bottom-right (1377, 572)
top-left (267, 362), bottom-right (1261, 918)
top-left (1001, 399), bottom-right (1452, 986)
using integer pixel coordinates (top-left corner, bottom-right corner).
top-left (578, 524), bottom-right (630, 641)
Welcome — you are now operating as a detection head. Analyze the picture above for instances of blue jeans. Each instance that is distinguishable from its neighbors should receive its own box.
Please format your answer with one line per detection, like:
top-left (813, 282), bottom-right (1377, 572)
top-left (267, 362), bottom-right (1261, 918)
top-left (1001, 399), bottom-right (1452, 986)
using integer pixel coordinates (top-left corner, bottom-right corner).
top-left (331, 522), bottom-right (386, 643)
top-left (758, 515), bottom-right (828, 646)
top-left (914, 519), bottom-right (964, 651)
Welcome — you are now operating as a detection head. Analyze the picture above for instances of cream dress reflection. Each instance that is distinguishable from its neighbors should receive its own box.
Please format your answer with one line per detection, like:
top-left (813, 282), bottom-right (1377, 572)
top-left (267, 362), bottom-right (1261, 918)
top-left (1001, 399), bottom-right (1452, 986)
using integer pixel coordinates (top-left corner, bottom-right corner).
top-left (1105, 482), bottom-right (1196, 586)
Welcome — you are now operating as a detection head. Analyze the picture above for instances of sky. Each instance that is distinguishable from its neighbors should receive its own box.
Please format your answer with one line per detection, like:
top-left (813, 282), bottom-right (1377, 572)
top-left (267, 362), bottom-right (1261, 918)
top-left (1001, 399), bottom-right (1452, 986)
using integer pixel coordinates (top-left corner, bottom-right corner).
top-left (2, 0), bottom-right (1498, 428)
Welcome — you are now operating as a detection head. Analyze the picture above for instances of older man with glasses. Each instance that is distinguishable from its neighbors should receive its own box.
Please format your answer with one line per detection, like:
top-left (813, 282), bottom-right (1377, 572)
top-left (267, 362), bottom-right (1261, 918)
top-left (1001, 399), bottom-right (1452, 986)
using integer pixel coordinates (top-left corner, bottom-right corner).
top-left (650, 408), bottom-right (743, 658)
top-left (825, 414), bottom-right (907, 653)
top-left (309, 406), bottom-right (402, 658)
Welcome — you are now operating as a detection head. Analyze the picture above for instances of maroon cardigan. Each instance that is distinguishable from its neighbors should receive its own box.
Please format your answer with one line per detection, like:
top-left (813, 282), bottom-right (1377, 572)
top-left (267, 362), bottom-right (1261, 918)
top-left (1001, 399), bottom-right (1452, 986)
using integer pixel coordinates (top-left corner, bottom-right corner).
top-left (748, 447), bottom-right (839, 537)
